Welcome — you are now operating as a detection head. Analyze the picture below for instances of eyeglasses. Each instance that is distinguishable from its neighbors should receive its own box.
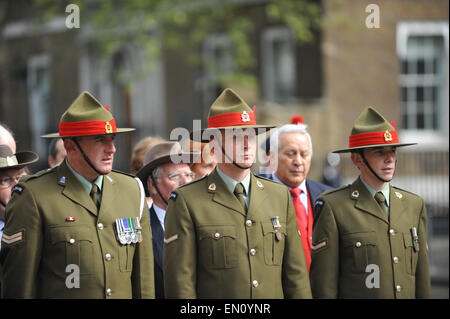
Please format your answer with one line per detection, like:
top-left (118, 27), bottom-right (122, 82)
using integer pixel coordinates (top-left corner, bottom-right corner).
top-left (164, 172), bottom-right (195, 182)
top-left (0, 174), bottom-right (25, 188)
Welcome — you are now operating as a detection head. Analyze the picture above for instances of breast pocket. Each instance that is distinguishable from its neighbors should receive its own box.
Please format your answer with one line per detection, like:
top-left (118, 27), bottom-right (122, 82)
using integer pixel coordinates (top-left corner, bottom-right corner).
top-left (198, 226), bottom-right (237, 269)
top-left (403, 232), bottom-right (418, 275)
top-left (50, 225), bottom-right (95, 275)
top-left (261, 222), bottom-right (286, 266)
top-left (341, 231), bottom-right (377, 273)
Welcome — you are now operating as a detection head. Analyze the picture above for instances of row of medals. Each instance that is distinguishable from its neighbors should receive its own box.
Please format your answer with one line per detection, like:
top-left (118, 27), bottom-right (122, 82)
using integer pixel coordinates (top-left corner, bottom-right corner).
top-left (115, 217), bottom-right (142, 245)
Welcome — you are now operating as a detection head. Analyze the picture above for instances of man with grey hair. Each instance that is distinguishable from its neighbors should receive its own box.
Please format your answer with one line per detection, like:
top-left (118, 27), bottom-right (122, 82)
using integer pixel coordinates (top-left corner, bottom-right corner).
top-left (262, 121), bottom-right (331, 272)
top-left (136, 141), bottom-right (196, 299)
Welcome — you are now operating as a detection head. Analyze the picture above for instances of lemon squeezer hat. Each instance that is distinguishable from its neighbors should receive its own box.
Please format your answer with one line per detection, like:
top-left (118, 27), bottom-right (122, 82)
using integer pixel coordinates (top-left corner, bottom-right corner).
top-left (333, 107), bottom-right (416, 153)
top-left (191, 88), bottom-right (274, 142)
top-left (41, 91), bottom-right (135, 138)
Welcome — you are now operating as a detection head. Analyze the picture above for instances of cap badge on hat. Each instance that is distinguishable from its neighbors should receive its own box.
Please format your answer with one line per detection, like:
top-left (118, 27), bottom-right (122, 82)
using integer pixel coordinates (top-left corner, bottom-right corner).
top-left (352, 190), bottom-right (360, 198)
top-left (105, 121), bottom-right (113, 134)
top-left (384, 130), bottom-right (392, 142)
top-left (241, 111), bottom-right (250, 123)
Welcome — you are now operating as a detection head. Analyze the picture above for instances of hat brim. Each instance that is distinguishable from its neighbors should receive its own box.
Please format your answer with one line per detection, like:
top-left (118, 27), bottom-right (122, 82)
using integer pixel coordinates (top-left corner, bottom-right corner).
top-left (136, 151), bottom-right (201, 196)
top-left (332, 142), bottom-right (417, 153)
top-left (41, 128), bottom-right (136, 139)
top-left (190, 125), bottom-right (275, 142)
top-left (0, 150), bottom-right (39, 170)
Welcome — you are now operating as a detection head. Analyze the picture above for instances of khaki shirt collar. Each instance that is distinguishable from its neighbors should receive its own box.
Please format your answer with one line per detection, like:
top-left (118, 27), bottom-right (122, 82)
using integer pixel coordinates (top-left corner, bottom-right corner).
top-left (66, 159), bottom-right (103, 195)
top-left (216, 166), bottom-right (251, 195)
top-left (359, 176), bottom-right (390, 208)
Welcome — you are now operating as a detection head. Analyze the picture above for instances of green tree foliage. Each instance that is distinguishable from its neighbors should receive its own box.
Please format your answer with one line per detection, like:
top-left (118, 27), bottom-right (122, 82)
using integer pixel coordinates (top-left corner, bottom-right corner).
top-left (34, 0), bottom-right (322, 84)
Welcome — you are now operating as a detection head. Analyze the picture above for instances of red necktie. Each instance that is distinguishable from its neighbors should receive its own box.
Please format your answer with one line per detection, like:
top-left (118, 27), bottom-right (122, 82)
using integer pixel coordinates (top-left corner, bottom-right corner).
top-left (290, 187), bottom-right (311, 272)
top-left (290, 188), bottom-right (307, 230)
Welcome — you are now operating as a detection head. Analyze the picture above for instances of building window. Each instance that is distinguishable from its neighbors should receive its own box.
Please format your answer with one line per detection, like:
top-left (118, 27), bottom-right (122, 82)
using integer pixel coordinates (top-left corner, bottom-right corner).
top-left (27, 54), bottom-right (51, 157)
top-left (261, 27), bottom-right (296, 102)
top-left (397, 21), bottom-right (449, 147)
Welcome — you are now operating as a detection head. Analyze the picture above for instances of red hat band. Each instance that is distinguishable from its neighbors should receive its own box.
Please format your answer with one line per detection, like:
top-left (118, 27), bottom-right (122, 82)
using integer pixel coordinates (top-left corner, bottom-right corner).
top-left (348, 129), bottom-right (399, 149)
top-left (59, 118), bottom-right (117, 137)
top-left (208, 106), bottom-right (256, 128)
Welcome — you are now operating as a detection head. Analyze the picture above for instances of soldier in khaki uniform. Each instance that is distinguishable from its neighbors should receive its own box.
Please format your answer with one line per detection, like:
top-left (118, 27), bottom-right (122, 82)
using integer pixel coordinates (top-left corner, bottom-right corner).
top-left (310, 107), bottom-right (431, 299)
top-left (163, 88), bottom-right (312, 299)
top-left (0, 91), bottom-right (155, 298)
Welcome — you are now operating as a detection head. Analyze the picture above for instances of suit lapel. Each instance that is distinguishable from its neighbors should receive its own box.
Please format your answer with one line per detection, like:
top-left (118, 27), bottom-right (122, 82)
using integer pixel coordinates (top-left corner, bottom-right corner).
top-left (352, 178), bottom-right (389, 224)
top-left (58, 161), bottom-right (98, 217)
top-left (150, 206), bottom-right (164, 269)
top-left (209, 169), bottom-right (246, 217)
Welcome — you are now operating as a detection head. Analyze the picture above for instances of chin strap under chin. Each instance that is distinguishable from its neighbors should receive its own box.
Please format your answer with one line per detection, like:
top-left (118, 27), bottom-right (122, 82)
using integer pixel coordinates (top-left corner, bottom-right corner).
top-left (358, 150), bottom-right (393, 183)
top-left (0, 200), bottom-right (6, 208)
top-left (72, 138), bottom-right (104, 176)
top-left (150, 176), bottom-right (169, 207)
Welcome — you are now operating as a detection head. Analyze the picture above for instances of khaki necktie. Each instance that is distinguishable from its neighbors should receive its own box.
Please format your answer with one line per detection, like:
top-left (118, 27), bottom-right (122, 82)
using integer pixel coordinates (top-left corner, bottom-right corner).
top-left (374, 191), bottom-right (387, 212)
top-left (90, 183), bottom-right (100, 209)
top-left (234, 183), bottom-right (247, 212)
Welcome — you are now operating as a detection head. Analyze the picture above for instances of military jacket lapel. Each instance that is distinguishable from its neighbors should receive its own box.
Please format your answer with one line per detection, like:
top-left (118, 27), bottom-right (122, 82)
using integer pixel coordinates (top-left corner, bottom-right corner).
top-left (208, 169), bottom-right (246, 216)
top-left (388, 185), bottom-right (405, 225)
top-left (57, 161), bottom-right (98, 216)
top-left (352, 178), bottom-right (389, 224)
top-left (247, 174), bottom-right (268, 220)
top-left (98, 174), bottom-right (115, 219)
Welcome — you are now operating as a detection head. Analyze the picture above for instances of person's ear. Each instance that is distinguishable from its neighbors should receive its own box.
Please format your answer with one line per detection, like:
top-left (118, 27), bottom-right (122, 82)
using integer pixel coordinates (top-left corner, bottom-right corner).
top-left (351, 152), bottom-right (362, 170)
top-left (63, 139), bottom-right (76, 153)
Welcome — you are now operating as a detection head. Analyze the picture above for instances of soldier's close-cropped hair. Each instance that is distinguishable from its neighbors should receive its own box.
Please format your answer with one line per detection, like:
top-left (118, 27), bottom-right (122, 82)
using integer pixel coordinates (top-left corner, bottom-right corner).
top-left (269, 124), bottom-right (313, 156)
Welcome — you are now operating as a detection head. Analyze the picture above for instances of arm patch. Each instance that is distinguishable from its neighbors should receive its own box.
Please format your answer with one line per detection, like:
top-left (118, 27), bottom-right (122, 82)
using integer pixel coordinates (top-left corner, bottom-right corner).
top-left (2, 230), bottom-right (24, 245)
top-left (311, 239), bottom-right (328, 252)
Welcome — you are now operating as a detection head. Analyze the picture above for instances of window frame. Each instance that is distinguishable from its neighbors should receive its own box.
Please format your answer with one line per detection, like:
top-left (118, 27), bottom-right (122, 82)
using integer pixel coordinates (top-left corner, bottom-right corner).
top-left (396, 21), bottom-right (449, 150)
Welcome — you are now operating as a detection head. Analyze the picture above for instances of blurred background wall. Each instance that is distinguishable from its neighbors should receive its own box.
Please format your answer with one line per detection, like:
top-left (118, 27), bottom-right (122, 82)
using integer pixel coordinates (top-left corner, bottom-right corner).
top-left (0, 0), bottom-right (448, 298)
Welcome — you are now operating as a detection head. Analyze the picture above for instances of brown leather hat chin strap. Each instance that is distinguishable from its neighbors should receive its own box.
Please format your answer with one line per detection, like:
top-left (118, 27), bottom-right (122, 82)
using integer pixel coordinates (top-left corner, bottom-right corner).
top-left (0, 199), bottom-right (6, 208)
top-left (150, 175), bottom-right (169, 207)
top-left (72, 138), bottom-right (104, 176)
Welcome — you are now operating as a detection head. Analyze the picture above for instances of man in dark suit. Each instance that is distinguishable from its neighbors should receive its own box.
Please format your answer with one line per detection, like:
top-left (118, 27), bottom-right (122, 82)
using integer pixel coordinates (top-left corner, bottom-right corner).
top-left (136, 142), bottom-right (195, 299)
top-left (260, 122), bottom-right (331, 271)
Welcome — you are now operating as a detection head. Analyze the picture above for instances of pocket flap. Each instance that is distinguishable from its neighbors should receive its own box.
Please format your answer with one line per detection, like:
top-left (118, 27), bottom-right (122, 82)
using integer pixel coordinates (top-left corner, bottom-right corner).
top-left (342, 231), bottom-right (377, 248)
top-left (198, 225), bottom-right (236, 240)
top-left (261, 221), bottom-right (287, 236)
top-left (50, 225), bottom-right (93, 244)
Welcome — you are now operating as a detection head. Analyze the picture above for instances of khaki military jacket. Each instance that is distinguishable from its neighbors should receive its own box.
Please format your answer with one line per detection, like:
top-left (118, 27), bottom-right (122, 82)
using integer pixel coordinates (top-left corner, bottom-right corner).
top-left (0, 161), bottom-right (155, 299)
top-left (163, 168), bottom-right (312, 299)
top-left (310, 178), bottom-right (431, 299)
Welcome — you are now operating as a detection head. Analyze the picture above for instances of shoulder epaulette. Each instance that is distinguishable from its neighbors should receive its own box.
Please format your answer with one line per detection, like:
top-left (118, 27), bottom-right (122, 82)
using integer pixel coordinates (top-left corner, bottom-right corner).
top-left (111, 169), bottom-right (135, 178)
top-left (255, 174), bottom-right (282, 185)
top-left (320, 184), bottom-right (351, 197)
top-left (20, 167), bottom-right (56, 183)
top-left (177, 174), bottom-right (208, 190)
top-left (391, 185), bottom-right (421, 198)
